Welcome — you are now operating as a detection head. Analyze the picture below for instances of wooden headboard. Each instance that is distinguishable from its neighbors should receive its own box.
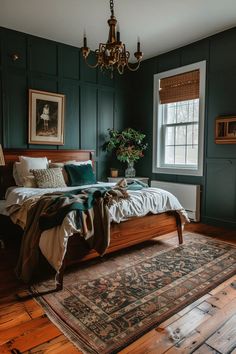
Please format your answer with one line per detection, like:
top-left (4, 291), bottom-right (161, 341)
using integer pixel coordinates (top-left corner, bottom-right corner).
top-left (0, 149), bottom-right (95, 198)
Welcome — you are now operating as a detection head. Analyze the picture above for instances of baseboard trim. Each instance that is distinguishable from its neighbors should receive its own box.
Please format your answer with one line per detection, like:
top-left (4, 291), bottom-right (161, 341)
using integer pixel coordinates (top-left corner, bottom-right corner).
top-left (201, 216), bottom-right (236, 229)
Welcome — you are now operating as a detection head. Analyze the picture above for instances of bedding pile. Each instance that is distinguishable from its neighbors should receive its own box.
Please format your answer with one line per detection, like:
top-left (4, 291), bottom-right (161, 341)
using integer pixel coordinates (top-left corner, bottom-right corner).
top-left (5, 155), bottom-right (189, 283)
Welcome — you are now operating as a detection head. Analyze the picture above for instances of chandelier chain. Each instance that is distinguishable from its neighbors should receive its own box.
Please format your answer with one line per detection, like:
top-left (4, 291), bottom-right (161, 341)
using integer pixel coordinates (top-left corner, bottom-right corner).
top-left (110, 0), bottom-right (114, 16)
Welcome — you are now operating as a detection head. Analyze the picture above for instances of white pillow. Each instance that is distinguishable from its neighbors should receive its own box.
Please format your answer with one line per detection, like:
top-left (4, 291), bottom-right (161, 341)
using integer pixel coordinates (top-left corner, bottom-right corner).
top-left (71, 160), bottom-right (92, 166)
top-left (18, 156), bottom-right (49, 182)
top-left (13, 162), bottom-right (23, 186)
top-left (22, 175), bottom-right (37, 188)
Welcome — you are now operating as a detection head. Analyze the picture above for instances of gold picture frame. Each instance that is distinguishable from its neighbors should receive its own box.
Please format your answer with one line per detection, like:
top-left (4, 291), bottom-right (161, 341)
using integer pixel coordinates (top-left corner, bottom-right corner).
top-left (215, 116), bottom-right (236, 144)
top-left (28, 89), bottom-right (65, 145)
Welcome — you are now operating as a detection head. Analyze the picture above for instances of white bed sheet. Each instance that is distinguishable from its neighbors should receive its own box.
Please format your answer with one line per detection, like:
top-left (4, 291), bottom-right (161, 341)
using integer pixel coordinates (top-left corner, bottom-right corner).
top-left (6, 183), bottom-right (188, 272)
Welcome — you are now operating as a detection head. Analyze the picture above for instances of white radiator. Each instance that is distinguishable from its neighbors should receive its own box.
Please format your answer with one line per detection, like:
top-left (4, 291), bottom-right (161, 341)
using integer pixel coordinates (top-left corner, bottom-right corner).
top-left (151, 180), bottom-right (200, 222)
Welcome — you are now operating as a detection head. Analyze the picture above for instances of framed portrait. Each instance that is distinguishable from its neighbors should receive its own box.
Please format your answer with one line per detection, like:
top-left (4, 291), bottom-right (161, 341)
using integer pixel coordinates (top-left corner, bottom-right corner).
top-left (28, 89), bottom-right (65, 145)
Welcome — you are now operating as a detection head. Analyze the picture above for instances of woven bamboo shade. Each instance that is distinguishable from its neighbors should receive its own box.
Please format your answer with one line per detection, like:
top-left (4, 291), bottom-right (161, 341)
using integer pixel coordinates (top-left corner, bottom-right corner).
top-left (159, 69), bottom-right (200, 104)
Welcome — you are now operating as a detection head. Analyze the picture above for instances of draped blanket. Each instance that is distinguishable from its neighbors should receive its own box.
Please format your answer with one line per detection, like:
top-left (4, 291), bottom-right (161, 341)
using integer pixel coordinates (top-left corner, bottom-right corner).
top-left (15, 180), bottom-right (143, 283)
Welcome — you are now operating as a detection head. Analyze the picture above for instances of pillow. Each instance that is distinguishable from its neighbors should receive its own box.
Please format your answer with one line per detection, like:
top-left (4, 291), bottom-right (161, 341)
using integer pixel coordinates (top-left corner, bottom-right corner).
top-left (13, 162), bottom-right (23, 186)
top-left (72, 160), bottom-right (92, 166)
top-left (31, 168), bottom-right (67, 188)
top-left (64, 164), bottom-right (96, 186)
top-left (49, 160), bottom-right (93, 185)
top-left (22, 176), bottom-right (37, 188)
top-left (18, 156), bottom-right (49, 182)
top-left (49, 160), bottom-right (77, 185)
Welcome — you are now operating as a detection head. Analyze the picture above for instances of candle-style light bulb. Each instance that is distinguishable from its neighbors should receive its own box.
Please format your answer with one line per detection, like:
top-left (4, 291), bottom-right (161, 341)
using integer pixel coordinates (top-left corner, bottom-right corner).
top-left (117, 23), bottom-right (120, 42)
top-left (137, 36), bottom-right (141, 52)
top-left (83, 30), bottom-right (87, 47)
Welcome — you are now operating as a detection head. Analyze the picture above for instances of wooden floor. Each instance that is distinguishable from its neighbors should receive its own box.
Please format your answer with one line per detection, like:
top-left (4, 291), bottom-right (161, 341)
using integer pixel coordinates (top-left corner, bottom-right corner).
top-left (0, 223), bottom-right (235, 354)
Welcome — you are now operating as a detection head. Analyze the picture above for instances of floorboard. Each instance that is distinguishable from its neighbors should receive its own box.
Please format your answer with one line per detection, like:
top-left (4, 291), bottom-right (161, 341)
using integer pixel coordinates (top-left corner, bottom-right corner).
top-left (0, 223), bottom-right (235, 354)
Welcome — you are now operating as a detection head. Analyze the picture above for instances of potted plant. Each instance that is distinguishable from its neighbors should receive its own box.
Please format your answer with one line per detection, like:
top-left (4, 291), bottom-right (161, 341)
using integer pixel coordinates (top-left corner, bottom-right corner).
top-left (103, 128), bottom-right (148, 177)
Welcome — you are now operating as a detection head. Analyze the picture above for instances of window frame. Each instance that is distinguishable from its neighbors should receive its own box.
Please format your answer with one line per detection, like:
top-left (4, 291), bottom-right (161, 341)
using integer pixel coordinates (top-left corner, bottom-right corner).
top-left (152, 61), bottom-right (206, 176)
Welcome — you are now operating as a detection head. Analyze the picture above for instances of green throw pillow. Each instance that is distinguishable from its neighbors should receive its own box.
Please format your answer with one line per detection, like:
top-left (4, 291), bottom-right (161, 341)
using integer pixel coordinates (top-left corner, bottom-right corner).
top-left (64, 164), bottom-right (96, 186)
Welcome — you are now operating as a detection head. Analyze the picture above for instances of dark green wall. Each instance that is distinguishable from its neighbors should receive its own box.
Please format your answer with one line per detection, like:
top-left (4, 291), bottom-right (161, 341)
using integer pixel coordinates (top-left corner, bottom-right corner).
top-left (1, 26), bottom-right (236, 228)
top-left (130, 27), bottom-right (236, 228)
top-left (0, 27), bottom-right (131, 180)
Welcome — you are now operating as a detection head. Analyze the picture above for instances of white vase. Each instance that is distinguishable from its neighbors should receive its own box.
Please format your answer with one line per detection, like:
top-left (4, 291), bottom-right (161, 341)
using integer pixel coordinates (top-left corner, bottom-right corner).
top-left (125, 161), bottom-right (136, 178)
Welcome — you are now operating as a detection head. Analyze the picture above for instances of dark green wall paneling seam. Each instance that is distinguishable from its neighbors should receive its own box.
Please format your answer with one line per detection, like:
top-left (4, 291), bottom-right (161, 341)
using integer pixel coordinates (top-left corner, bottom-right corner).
top-left (202, 39), bottom-right (212, 218)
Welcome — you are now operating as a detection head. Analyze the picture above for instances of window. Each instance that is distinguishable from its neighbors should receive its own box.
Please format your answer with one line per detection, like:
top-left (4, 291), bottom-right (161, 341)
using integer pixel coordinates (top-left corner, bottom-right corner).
top-left (153, 61), bottom-right (206, 176)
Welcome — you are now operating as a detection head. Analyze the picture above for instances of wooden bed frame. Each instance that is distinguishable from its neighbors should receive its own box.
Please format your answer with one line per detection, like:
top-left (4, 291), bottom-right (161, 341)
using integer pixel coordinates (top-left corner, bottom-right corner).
top-left (2, 149), bottom-right (183, 291)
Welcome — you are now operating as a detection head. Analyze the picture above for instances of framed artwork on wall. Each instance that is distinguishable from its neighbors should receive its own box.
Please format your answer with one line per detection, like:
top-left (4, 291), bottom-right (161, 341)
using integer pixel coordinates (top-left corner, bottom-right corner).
top-left (215, 116), bottom-right (236, 144)
top-left (28, 89), bottom-right (65, 145)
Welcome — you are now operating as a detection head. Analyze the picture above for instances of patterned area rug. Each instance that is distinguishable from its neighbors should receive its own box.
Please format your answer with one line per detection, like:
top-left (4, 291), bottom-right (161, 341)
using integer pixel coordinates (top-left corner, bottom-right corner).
top-left (32, 233), bottom-right (236, 354)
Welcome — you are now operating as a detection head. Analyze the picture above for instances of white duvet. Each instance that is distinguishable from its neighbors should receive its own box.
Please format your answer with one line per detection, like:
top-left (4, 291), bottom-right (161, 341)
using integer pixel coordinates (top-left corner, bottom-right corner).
top-left (5, 183), bottom-right (188, 272)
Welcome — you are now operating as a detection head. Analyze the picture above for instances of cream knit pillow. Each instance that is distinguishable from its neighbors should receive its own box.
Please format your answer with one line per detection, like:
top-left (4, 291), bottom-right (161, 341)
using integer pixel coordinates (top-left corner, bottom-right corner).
top-left (31, 168), bottom-right (66, 188)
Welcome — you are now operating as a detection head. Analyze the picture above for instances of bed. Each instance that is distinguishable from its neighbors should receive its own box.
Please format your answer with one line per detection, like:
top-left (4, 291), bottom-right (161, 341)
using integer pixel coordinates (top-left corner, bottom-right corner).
top-left (1, 149), bottom-right (188, 291)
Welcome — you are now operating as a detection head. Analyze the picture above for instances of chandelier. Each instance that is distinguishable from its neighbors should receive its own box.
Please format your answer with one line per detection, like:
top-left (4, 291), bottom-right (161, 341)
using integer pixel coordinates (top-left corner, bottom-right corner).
top-left (81, 0), bottom-right (143, 77)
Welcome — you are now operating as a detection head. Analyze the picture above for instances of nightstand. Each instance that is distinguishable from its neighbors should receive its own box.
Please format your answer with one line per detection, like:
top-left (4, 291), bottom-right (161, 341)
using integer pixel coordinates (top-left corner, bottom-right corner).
top-left (107, 177), bottom-right (149, 185)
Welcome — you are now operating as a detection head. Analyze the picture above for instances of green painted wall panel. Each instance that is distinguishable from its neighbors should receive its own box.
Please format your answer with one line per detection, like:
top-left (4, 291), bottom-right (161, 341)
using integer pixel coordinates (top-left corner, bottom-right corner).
top-left (210, 27), bottom-right (236, 73)
top-left (2, 29), bottom-right (27, 69)
top-left (58, 45), bottom-right (79, 80)
top-left (29, 37), bottom-right (57, 75)
top-left (97, 89), bottom-right (114, 180)
top-left (181, 39), bottom-right (209, 66)
top-left (205, 160), bottom-right (236, 221)
top-left (130, 27), bottom-right (236, 227)
top-left (0, 27), bottom-right (130, 179)
top-left (58, 80), bottom-right (80, 149)
top-left (29, 75), bottom-right (58, 93)
top-left (114, 91), bottom-right (126, 131)
top-left (80, 52), bottom-right (97, 83)
top-left (5, 72), bottom-right (27, 148)
top-left (158, 50), bottom-right (181, 73)
top-left (207, 71), bottom-right (236, 159)
top-left (80, 85), bottom-right (97, 151)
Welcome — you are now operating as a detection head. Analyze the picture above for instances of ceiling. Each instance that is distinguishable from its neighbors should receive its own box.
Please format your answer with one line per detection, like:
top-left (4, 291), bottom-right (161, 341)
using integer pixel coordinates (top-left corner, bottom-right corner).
top-left (1, 0), bottom-right (236, 61)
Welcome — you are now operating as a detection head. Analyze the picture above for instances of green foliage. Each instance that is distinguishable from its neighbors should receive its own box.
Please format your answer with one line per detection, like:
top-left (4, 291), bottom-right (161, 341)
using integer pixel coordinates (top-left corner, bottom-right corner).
top-left (103, 128), bottom-right (148, 163)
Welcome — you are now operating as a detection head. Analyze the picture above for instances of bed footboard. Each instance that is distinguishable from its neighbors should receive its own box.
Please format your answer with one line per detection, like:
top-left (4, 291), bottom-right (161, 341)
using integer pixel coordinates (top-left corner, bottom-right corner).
top-left (56, 211), bottom-right (183, 291)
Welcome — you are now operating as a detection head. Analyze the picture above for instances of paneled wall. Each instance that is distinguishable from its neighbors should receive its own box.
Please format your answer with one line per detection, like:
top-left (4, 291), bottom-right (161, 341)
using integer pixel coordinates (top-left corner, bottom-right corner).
top-left (0, 27), bottom-right (131, 179)
top-left (1, 26), bottom-right (236, 228)
top-left (130, 27), bottom-right (236, 228)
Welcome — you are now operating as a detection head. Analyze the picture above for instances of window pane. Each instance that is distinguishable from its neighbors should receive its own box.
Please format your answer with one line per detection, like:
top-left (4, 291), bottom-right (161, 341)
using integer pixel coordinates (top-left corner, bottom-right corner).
top-left (188, 101), bottom-right (194, 122)
top-left (176, 101), bottom-right (188, 123)
top-left (187, 125), bottom-right (193, 145)
top-left (194, 100), bottom-right (199, 121)
top-left (154, 63), bottom-right (204, 175)
top-left (187, 145), bottom-right (198, 165)
top-left (193, 124), bottom-right (198, 144)
top-left (187, 124), bottom-right (199, 146)
top-left (175, 146), bottom-right (186, 164)
top-left (165, 146), bottom-right (174, 164)
top-left (166, 126), bottom-right (175, 145)
top-left (166, 103), bottom-right (176, 124)
top-left (176, 126), bottom-right (186, 145)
